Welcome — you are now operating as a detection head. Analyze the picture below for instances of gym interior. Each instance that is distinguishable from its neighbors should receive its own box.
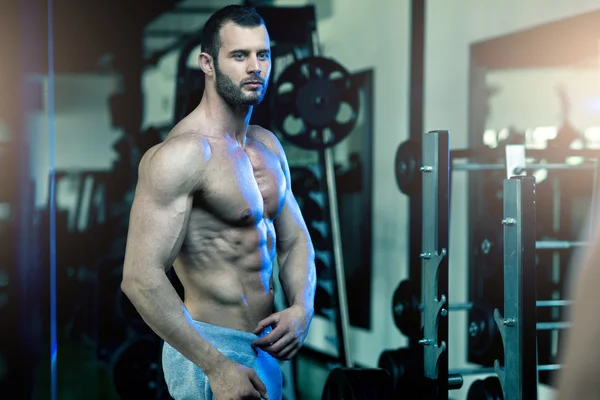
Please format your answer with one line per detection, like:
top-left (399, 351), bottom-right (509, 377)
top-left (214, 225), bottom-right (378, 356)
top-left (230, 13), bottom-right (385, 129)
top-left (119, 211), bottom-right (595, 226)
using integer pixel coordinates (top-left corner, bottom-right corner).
top-left (2, 0), bottom-right (600, 398)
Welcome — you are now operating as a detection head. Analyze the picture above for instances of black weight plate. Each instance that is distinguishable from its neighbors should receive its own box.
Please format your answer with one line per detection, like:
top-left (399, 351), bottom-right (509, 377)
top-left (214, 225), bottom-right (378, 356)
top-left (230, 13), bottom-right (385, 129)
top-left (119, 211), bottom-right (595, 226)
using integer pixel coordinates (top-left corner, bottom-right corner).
top-left (321, 367), bottom-right (394, 400)
top-left (377, 347), bottom-right (422, 389)
top-left (472, 223), bottom-right (503, 279)
top-left (392, 279), bottom-right (421, 339)
top-left (271, 57), bottom-right (360, 150)
top-left (395, 139), bottom-right (421, 196)
top-left (468, 300), bottom-right (498, 358)
top-left (467, 376), bottom-right (504, 400)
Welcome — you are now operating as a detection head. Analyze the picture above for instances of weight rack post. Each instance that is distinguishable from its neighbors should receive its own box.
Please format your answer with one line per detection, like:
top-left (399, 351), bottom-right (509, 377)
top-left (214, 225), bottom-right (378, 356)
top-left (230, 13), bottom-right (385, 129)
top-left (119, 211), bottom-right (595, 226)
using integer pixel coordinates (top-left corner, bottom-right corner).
top-left (419, 130), bottom-right (450, 397)
top-left (493, 176), bottom-right (538, 400)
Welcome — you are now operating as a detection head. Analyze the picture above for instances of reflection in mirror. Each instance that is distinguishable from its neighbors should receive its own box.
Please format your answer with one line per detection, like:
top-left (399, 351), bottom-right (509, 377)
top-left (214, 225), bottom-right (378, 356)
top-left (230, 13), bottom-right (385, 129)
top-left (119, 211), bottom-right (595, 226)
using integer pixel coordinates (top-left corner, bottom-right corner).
top-left (467, 9), bottom-right (600, 384)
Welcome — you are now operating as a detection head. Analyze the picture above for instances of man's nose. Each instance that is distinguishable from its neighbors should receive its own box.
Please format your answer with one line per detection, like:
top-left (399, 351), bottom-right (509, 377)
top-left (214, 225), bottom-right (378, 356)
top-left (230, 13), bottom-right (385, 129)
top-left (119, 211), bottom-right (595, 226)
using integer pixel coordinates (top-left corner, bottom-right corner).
top-left (247, 56), bottom-right (262, 75)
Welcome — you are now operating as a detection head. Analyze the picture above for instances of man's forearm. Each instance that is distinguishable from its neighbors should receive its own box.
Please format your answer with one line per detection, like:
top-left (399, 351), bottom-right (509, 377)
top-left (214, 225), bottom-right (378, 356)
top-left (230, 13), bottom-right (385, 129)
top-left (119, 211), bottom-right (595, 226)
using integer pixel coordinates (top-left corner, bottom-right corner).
top-left (278, 237), bottom-right (316, 312)
top-left (121, 270), bottom-right (227, 375)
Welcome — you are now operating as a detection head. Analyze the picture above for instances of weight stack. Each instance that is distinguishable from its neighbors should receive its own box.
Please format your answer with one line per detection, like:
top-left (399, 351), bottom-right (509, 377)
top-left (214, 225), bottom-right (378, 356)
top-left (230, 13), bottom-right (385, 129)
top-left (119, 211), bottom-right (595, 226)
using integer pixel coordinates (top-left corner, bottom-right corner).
top-left (289, 165), bottom-right (338, 325)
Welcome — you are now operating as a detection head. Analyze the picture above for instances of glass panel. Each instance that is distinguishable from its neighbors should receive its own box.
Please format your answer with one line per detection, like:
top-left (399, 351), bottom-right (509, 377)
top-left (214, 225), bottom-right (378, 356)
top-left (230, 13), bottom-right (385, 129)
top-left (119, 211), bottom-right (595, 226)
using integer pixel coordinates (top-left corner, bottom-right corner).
top-left (1, 0), bottom-right (55, 399)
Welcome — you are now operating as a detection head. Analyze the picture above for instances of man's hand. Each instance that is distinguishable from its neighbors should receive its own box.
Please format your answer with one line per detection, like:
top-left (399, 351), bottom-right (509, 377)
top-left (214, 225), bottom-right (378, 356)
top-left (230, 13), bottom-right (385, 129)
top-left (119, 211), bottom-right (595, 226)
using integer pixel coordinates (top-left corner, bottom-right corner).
top-left (207, 360), bottom-right (269, 400)
top-left (251, 305), bottom-right (313, 360)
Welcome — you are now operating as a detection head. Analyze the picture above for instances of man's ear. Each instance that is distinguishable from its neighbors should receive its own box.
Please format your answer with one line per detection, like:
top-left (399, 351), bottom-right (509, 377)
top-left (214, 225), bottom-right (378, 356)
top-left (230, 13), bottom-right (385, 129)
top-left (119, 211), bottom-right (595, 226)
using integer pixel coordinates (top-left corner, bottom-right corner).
top-left (198, 52), bottom-right (214, 76)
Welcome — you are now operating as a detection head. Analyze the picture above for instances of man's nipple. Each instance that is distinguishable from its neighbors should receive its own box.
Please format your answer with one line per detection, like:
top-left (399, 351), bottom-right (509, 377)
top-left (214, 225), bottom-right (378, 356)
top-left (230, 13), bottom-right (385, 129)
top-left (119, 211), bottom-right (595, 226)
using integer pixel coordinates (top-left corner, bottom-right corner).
top-left (240, 207), bottom-right (253, 221)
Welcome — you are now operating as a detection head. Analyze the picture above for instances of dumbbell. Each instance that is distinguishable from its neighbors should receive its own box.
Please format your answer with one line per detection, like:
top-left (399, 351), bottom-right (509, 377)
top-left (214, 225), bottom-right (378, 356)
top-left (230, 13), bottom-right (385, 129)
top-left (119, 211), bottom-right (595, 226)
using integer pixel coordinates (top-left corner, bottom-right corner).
top-left (392, 279), bottom-right (572, 345)
top-left (465, 363), bottom-right (561, 400)
top-left (378, 346), bottom-right (561, 397)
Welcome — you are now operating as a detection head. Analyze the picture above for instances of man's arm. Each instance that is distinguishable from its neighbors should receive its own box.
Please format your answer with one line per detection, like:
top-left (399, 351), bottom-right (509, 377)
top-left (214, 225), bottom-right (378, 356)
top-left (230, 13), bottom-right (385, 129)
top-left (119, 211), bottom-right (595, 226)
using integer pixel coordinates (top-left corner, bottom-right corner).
top-left (273, 153), bottom-right (317, 313)
top-left (120, 134), bottom-right (227, 374)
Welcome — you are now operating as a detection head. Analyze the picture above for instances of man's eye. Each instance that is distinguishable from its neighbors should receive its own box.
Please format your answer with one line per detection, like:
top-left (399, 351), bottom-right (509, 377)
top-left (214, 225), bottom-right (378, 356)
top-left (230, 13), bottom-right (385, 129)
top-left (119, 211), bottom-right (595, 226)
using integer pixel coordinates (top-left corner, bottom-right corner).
top-left (234, 54), bottom-right (245, 60)
top-left (258, 53), bottom-right (270, 60)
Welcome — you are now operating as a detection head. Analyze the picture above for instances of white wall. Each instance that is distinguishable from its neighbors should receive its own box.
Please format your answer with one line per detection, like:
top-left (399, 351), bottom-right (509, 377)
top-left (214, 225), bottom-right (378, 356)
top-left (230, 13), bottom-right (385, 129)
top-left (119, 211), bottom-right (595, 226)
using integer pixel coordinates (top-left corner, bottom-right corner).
top-left (29, 74), bottom-right (122, 208)
top-left (425, 1), bottom-right (600, 399)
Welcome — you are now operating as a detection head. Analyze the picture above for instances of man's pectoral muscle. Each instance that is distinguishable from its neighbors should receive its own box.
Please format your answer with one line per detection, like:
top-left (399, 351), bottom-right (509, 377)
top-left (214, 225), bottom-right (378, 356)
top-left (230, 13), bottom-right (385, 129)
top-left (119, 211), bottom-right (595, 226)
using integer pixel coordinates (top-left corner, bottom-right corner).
top-left (120, 134), bottom-right (228, 375)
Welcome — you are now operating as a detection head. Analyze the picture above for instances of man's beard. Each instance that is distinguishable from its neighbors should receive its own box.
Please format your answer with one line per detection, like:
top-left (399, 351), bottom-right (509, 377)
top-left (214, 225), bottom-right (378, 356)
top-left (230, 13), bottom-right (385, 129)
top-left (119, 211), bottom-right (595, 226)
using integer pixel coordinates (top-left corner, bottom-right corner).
top-left (214, 66), bottom-right (268, 107)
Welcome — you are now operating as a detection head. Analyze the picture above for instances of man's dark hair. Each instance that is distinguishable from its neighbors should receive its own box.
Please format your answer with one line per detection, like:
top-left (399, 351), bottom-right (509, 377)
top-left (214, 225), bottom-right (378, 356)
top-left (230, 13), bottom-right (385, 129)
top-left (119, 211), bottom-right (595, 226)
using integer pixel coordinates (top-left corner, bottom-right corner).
top-left (201, 5), bottom-right (265, 65)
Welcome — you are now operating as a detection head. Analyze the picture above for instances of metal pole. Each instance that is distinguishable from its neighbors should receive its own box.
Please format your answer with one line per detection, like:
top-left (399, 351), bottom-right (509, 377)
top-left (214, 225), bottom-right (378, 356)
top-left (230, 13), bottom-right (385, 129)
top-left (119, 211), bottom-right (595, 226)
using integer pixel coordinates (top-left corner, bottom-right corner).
top-left (451, 364), bottom-right (561, 377)
top-left (536, 321), bottom-right (571, 330)
top-left (420, 130), bottom-right (450, 392)
top-left (418, 299), bottom-right (572, 312)
top-left (323, 145), bottom-right (352, 368)
top-left (494, 176), bottom-right (539, 400)
top-left (536, 240), bottom-right (588, 250)
top-left (452, 162), bottom-right (598, 172)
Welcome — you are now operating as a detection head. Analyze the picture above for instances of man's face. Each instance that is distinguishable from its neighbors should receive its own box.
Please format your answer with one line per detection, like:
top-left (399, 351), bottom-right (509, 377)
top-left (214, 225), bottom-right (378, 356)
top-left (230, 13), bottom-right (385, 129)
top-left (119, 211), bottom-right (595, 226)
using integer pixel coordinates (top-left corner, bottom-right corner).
top-left (214, 22), bottom-right (271, 106)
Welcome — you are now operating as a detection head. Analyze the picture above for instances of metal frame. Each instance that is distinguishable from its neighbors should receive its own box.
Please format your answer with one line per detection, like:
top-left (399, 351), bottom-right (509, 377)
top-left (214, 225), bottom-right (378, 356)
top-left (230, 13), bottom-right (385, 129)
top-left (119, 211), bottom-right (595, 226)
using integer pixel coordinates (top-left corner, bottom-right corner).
top-left (494, 176), bottom-right (539, 400)
top-left (420, 130), bottom-right (450, 396)
top-left (408, 0), bottom-right (426, 352)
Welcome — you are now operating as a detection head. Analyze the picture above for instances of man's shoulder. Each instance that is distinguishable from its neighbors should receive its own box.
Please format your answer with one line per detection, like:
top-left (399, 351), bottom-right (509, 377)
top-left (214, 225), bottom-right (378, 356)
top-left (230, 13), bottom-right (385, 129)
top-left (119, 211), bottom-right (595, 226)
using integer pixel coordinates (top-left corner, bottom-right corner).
top-left (249, 125), bottom-right (285, 156)
top-left (139, 131), bottom-right (210, 180)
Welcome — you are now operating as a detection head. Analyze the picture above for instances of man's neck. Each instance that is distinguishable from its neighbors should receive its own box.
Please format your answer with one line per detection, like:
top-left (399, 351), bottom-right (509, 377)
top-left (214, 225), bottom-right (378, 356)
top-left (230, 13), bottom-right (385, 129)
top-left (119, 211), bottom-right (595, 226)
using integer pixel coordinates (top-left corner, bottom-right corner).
top-left (198, 90), bottom-right (253, 147)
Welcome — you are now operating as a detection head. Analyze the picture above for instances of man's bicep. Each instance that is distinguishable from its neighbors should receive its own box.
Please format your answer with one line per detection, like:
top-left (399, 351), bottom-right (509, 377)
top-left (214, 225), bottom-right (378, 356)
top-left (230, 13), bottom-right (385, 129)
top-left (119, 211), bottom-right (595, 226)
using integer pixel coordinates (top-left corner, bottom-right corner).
top-left (122, 150), bottom-right (194, 279)
top-left (275, 190), bottom-right (310, 252)
top-left (124, 187), bottom-right (191, 275)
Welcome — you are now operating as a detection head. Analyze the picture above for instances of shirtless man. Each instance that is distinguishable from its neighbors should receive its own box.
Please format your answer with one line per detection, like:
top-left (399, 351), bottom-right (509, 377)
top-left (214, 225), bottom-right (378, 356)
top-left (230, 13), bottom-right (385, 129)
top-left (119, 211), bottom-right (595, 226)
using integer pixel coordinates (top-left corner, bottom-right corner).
top-left (120, 5), bottom-right (316, 400)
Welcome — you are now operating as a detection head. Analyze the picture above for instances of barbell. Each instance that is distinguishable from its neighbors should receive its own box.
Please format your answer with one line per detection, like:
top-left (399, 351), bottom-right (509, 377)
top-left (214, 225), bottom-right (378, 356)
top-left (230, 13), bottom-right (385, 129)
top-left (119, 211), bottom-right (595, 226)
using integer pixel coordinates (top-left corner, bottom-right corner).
top-left (395, 138), bottom-right (600, 196)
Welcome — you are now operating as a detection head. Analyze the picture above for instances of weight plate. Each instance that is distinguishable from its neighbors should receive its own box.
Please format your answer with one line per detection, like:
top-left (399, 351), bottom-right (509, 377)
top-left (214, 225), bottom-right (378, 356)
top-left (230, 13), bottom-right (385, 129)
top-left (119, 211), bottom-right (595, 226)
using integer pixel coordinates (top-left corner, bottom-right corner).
top-left (467, 376), bottom-right (503, 400)
top-left (377, 347), bottom-right (422, 388)
top-left (395, 139), bottom-right (421, 196)
top-left (468, 300), bottom-right (499, 358)
top-left (392, 279), bottom-right (421, 339)
top-left (321, 367), bottom-right (395, 400)
top-left (472, 222), bottom-right (503, 279)
top-left (271, 57), bottom-right (360, 150)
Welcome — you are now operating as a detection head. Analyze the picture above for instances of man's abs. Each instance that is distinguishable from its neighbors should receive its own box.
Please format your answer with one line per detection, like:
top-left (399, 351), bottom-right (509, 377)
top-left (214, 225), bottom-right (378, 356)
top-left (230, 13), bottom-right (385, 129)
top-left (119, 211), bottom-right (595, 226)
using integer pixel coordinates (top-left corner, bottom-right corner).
top-left (174, 208), bottom-right (279, 333)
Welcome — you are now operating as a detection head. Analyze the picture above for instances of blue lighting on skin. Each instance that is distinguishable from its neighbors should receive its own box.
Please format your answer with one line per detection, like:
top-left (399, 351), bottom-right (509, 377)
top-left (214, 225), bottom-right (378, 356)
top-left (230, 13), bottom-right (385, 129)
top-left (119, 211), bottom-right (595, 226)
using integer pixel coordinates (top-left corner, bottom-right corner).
top-left (47, 0), bottom-right (58, 398)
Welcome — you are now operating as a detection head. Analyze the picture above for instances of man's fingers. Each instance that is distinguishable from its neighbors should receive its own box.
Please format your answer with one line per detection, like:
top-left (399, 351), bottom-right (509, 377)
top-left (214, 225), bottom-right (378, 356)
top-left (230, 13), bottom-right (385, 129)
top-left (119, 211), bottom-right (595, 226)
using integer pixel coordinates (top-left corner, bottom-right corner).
top-left (252, 326), bottom-right (286, 348)
top-left (252, 313), bottom-right (279, 334)
top-left (278, 342), bottom-right (300, 360)
top-left (248, 371), bottom-right (269, 399)
top-left (264, 334), bottom-right (294, 353)
top-left (244, 388), bottom-right (262, 400)
top-left (270, 340), bottom-right (299, 360)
